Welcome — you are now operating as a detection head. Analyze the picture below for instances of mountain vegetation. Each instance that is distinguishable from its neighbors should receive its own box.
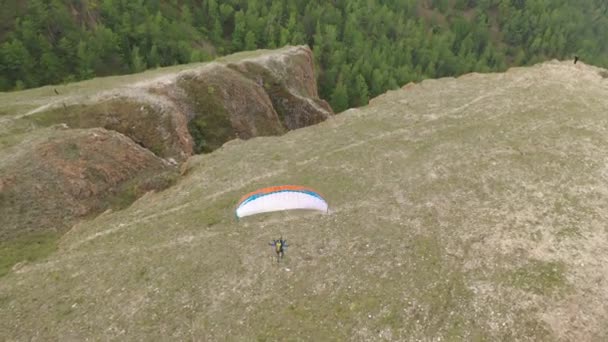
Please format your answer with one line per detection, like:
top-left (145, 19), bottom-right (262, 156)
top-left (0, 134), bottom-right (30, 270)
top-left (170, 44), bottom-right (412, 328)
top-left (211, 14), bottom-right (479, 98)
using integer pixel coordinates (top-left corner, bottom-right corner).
top-left (2, 0), bottom-right (608, 112)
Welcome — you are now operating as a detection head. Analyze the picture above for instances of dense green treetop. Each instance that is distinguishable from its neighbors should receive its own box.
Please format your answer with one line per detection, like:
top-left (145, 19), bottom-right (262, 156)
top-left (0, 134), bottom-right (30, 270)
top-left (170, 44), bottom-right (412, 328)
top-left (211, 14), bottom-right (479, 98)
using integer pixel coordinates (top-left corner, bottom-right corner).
top-left (1, 0), bottom-right (607, 110)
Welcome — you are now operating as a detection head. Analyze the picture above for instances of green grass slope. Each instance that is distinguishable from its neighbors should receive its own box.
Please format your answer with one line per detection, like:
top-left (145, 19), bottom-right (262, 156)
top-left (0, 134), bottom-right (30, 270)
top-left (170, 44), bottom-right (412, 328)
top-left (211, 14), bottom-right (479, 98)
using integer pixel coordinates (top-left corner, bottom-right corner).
top-left (1, 61), bottom-right (608, 340)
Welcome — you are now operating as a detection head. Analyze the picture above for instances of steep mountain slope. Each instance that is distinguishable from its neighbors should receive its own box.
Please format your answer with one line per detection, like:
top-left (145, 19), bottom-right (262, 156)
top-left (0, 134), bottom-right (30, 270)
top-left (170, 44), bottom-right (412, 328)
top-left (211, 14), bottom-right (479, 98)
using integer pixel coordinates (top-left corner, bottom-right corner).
top-left (0, 45), bottom-right (332, 245)
top-left (2, 61), bottom-right (608, 340)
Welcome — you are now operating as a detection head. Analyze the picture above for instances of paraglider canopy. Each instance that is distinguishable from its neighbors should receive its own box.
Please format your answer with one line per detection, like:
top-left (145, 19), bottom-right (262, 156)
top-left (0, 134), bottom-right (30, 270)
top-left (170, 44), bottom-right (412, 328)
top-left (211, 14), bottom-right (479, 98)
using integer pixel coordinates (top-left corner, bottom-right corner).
top-left (235, 185), bottom-right (328, 219)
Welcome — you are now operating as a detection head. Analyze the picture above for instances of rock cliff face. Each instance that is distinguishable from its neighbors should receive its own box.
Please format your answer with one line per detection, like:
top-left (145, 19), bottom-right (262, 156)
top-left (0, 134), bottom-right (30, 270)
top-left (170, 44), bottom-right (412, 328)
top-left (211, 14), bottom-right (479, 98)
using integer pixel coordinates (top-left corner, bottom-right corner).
top-left (0, 45), bottom-right (332, 239)
top-left (147, 45), bottom-right (333, 153)
top-left (17, 45), bottom-right (332, 158)
top-left (224, 47), bottom-right (332, 131)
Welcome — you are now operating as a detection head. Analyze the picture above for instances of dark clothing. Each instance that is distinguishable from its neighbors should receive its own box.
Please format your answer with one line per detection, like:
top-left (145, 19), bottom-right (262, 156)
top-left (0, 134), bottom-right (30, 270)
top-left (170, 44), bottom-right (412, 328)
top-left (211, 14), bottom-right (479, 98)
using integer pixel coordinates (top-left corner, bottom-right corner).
top-left (269, 239), bottom-right (288, 262)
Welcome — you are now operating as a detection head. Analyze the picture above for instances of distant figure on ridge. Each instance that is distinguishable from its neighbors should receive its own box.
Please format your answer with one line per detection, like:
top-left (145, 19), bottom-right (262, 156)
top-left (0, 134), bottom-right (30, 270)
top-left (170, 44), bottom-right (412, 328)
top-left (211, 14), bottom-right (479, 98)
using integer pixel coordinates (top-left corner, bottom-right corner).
top-left (574, 55), bottom-right (579, 64)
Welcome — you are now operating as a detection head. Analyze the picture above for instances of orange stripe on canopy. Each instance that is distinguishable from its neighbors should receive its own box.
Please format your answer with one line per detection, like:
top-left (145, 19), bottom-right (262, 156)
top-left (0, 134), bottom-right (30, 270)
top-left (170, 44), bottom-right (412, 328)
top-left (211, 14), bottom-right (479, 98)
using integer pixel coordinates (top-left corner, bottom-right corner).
top-left (237, 185), bottom-right (323, 206)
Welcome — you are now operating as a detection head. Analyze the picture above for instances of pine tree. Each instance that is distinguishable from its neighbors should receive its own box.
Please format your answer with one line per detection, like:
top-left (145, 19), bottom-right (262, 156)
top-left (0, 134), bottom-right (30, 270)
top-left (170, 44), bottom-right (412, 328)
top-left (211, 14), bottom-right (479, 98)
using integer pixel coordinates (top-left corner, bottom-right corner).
top-left (1, 39), bottom-right (35, 89)
top-left (244, 31), bottom-right (257, 50)
top-left (279, 27), bottom-right (291, 47)
top-left (330, 78), bottom-right (349, 113)
top-left (131, 46), bottom-right (146, 73)
top-left (232, 11), bottom-right (246, 51)
top-left (149, 44), bottom-right (160, 68)
top-left (355, 74), bottom-right (369, 106)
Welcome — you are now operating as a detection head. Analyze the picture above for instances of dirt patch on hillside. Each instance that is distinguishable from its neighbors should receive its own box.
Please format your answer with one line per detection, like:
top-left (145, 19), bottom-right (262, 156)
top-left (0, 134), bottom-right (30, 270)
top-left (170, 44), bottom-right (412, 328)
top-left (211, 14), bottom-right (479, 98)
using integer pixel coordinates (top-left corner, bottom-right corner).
top-left (0, 127), bottom-right (177, 240)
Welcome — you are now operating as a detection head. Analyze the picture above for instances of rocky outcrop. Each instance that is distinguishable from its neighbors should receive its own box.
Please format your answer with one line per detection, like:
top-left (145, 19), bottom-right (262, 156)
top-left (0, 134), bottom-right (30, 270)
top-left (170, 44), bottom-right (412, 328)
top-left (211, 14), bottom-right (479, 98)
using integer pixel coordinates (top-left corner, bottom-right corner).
top-left (0, 126), bottom-right (176, 240)
top-left (29, 94), bottom-right (193, 161)
top-left (22, 45), bottom-right (333, 158)
top-left (224, 46), bottom-right (332, 130)
top-left (156, 45), bottom-right (333, 153)
top-left (173, 64), bottom-right (285, 153)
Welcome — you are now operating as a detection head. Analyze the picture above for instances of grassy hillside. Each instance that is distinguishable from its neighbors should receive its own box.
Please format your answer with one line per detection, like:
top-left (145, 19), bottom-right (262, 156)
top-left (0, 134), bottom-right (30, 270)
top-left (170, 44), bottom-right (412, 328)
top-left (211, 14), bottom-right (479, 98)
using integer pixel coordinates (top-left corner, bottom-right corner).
top-left (1, 60), bottom-right (607, 340)
top-left (0, 46), bottom-right (331, 277)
